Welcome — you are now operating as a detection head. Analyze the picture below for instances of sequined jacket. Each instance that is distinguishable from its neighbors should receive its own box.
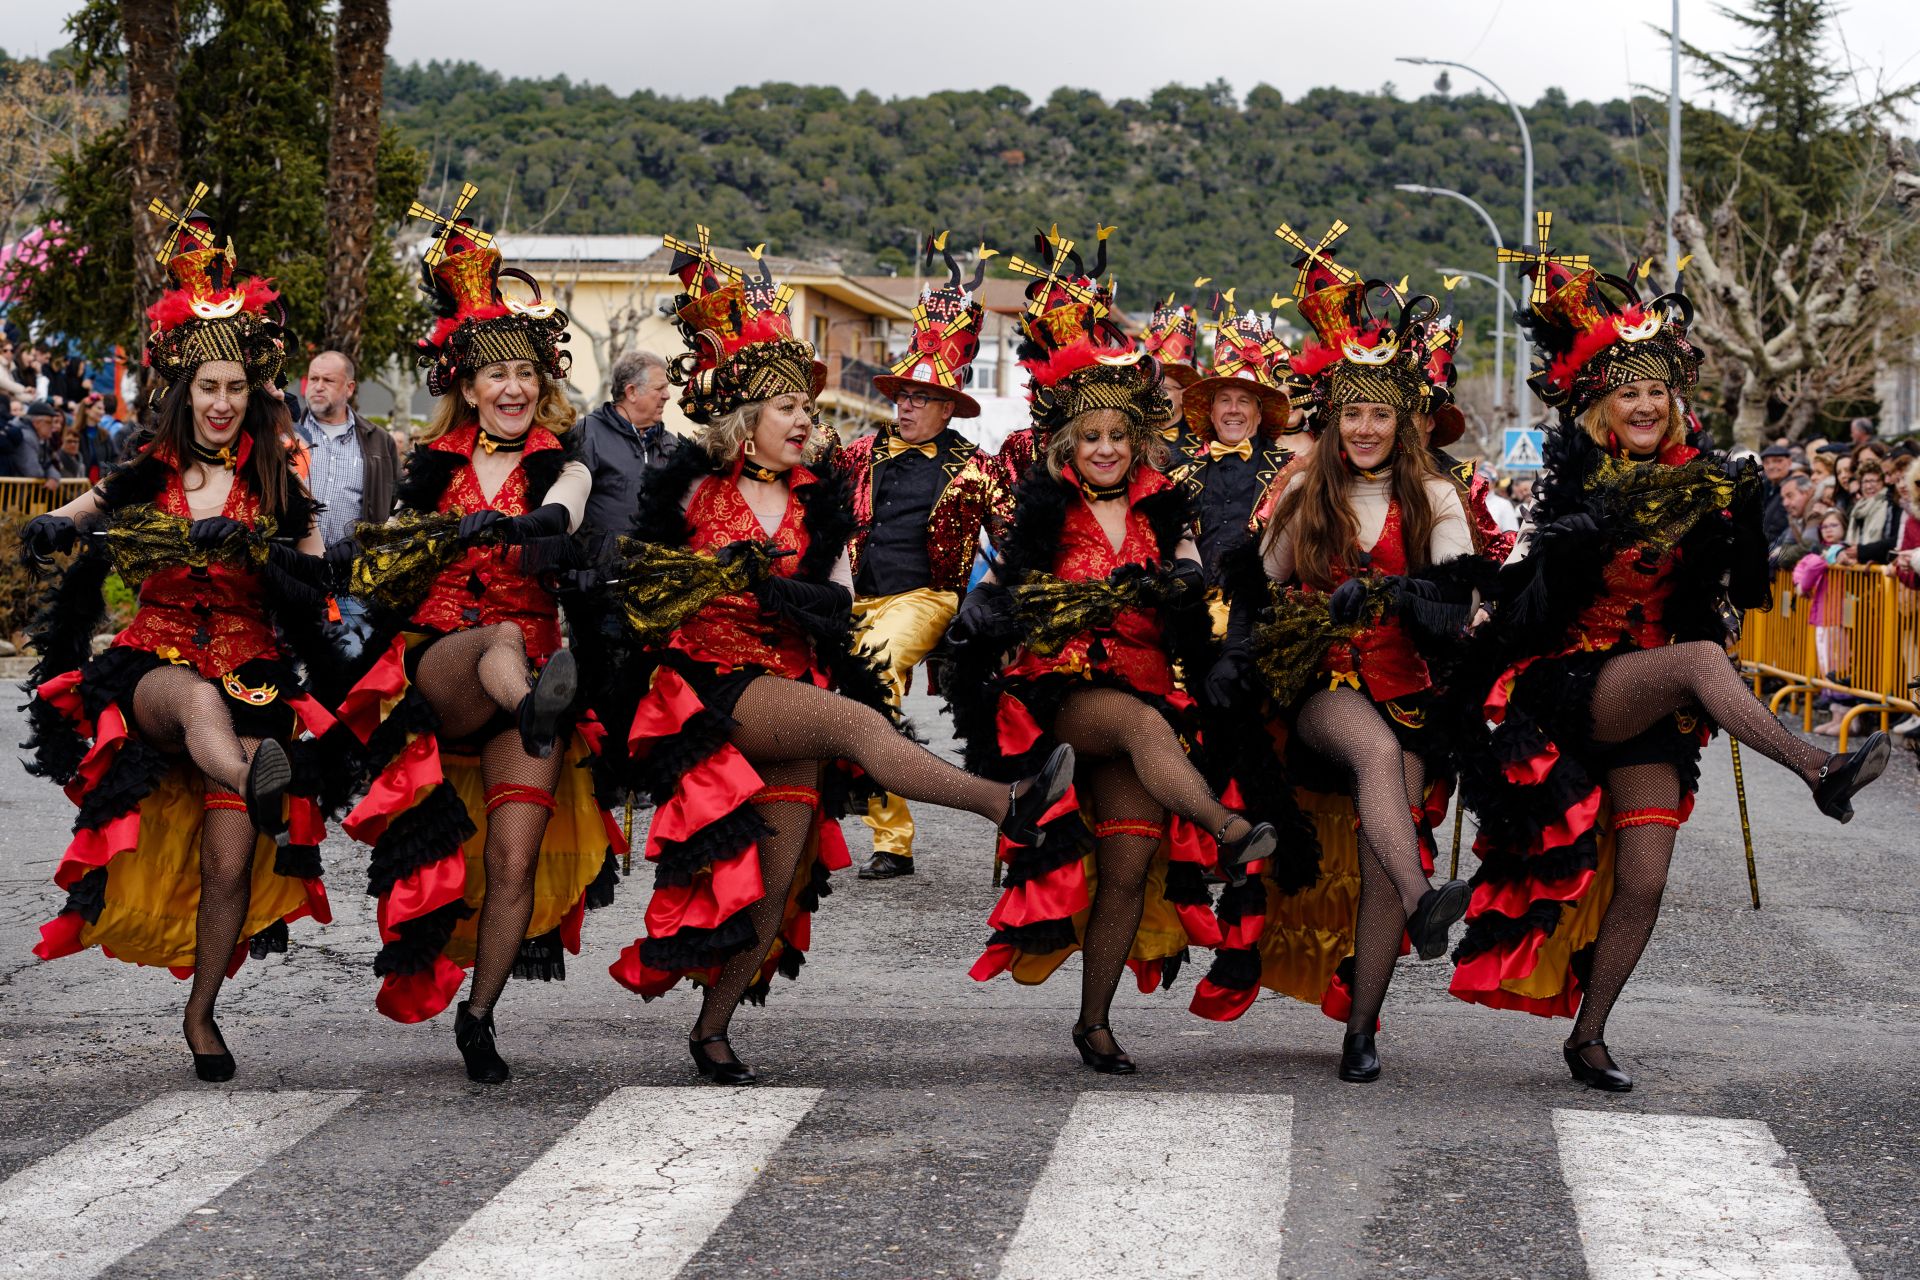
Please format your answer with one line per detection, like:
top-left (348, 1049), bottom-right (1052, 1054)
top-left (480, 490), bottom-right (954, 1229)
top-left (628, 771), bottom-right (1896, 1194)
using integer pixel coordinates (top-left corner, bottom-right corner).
top-left (839, 427), bottom-right (997, 595)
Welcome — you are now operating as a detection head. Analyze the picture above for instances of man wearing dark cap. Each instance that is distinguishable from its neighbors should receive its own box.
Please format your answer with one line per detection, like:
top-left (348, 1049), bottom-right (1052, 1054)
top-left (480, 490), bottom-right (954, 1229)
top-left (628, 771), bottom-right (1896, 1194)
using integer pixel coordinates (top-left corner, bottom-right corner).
top-left (2, 399), bottom-right (62, 487)
top-left (1760, 444), bottom-right (1793, 543)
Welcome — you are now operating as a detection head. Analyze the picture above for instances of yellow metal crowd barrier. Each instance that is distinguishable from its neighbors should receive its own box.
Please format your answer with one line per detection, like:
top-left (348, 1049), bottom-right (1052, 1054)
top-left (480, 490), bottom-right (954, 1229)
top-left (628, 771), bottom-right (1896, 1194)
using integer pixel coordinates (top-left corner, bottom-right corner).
top-left (0, 477), bottom-right (91, 517)
top-left (1739, 565), bottom-right (1920, 749)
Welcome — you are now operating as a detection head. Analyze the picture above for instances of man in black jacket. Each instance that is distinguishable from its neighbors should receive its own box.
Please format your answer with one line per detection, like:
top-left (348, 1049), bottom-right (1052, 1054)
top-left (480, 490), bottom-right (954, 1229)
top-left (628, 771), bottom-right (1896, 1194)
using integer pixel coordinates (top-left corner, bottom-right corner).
top-left (578, 349), bottom-right (673, 536)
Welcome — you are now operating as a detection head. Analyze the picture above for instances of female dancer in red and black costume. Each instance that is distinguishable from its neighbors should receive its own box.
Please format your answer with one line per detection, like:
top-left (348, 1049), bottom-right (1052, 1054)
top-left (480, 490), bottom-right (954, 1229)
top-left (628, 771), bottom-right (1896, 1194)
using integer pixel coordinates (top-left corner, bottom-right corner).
top-left (603, 232), bottom-right (1071, 1084)
top-left (331, 205), bottom-right (617, 1083)
top-left (1451, 217), bottom-right (1890, 1092)
top-left (17, 204), bottom-right (334, 1081)
top-left (943, 231), bottom-right (1279, 1075)
top-left (1209, 238), bottom-right (1482, 1083)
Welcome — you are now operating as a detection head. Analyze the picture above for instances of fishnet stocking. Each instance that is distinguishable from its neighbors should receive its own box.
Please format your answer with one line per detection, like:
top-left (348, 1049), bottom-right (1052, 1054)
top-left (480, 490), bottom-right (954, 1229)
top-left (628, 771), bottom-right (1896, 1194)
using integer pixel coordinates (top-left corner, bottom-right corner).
top-left (182, 740), bottom-right (264, 1056)
top-left (1294, 687), bottom-right (1433, 916)
top-left (131, 665), bottom-right (250, 792)
top-left (1570, 763), bottom-right (1681, 1064)
top-left (1345, 832), bottom-right (1410, 1035)
top-left (1076, 760), bottom-right (1162, 1056)
top-left (692, 760), bottom-right (823, 1058)
top-left (729, 676), bottom-right (1008, 820)
top-left (415, 623), bottom-right (536, 740)
top-left (1050, 688), bottom-right (1237, 837)
top-left (464, 728), bottom-right (564, 1017)
top-left (1589, 641), bottom-right (1826, 782)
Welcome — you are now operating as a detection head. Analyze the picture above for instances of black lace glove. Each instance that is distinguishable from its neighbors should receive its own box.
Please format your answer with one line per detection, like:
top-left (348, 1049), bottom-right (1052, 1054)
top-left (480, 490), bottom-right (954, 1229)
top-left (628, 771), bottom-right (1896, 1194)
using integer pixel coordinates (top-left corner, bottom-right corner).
top-left (18, 513), bottom-right (76, 566)
top-left (753, 574), bottom-right (853, 634)
top-left (1328, 577), bottom-right (1371, 626)
top-left (457, 509), bottom-right (507, 543)
top-left (188, 516), bottom-right (248, 549)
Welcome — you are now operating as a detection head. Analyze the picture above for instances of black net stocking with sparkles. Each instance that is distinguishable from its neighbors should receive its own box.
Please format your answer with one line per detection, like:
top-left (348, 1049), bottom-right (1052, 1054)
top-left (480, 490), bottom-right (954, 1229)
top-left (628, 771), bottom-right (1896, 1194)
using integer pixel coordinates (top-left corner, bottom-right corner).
top-left (1569, 763), bottom-right (1681, 1060)
top-left (1050, 688), bottom-right (1235, 837)
top-left (729, 676), bottom-right (1007, 821)
top-left (464, 728), bottom-right (564, 1016)
top-left (1076, 760), bottom-right (1163, 1055)
top-left (183, 752), bottom-right (262, 1055)
top-left (1294, 688), bottom-right (1432, 916)
top-left (415, 624), bottom-right (535, 741)
top-left (693, 761), bottom-right (822, 1057)
top-left (1344, 832), bottom-right (1410, 1035)
top-left (1589, 642), bottom-right (1826, 783)
top-left (131, 664), bottom-right (251, 793)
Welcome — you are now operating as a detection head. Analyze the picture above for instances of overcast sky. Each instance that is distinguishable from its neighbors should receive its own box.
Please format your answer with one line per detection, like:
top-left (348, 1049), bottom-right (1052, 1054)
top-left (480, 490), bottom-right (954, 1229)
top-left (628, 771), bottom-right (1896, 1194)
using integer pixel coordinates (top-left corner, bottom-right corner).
top-left (9, 0), bottom-right (1919, 118)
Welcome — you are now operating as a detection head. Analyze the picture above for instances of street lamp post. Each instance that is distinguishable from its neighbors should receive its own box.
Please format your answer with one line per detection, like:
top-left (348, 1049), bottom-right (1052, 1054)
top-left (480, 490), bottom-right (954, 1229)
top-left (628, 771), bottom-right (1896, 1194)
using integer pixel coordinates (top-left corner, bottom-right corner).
top-left (1397, 55), bottom-right (1534, 426)
top-left (1395, 183), bottom-right (1506, 420)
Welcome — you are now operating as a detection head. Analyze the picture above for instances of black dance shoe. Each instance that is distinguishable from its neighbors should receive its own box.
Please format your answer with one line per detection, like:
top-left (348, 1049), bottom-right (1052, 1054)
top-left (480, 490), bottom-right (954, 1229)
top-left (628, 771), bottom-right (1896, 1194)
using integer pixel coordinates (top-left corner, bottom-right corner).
top-left (1337, 1031), bottom-right (1381, 1084)
top-left (185, 1018), bottom-right (236, 1083)
top-left (1071, 1023), bottom-right (1137, 1075)
top-left (517, 649), bottom-right (578, 760)
top-left (1813, 731), bottom-right (1891, 824)
top-left (243, 739), bottom-right (292, 836)
top-left (689, 1033), bottom-right (758, 1085)
top-left (454, 1000), bottom-right (511, 1084)
top-left (1405, 880), bottom-right (1470, 960)
top-left (1000, 743), bottom-right (1075, 847)
top-left (1564, 1038), bottom-right (1633, 1092)
top-left (1214, 818), bottom-right (1279, 886)
top-left (858, 851), bottom-right (915, 880)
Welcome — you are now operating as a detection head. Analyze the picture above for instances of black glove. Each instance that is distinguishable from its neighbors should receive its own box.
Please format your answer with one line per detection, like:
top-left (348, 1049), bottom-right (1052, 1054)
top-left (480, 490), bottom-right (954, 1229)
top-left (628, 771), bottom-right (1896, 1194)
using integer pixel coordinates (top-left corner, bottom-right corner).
top-left (1170, 557), bottom-right (1207, 603)
top-left (457, 509), bottom-right (507, 543)
top-left (1724, 454), bottom-right (1760, 487)
top-left (713, 539), bottom-right (783, 587)
top-left (1540, 511), bottom-right (1598, 543)
top-left (498, 502), bottom-right (570, 543)
top-left (323, 536), bottom-right (360, 590)
top-left (18, 513), bottom-right (76, 565)
top-left (1108, 561), bottom-right (1156, 593)
top-left (188, 516), bottom-right (248, 549)
top-left (1203, 647), bottom-right (1258, 708)
top-left (752, 574), bottom-right (852, 634)
top-left (1328, 577), bottom-right (1371, 626)
top-left (265, 540), bottom-right (330, 586)
top-left (947, 582), bottom-right (1016, 651)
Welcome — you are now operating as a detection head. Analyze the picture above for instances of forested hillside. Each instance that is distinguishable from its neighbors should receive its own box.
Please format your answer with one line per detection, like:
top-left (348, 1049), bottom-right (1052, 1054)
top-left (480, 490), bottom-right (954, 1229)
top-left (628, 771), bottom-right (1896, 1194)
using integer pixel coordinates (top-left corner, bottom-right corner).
top-left (386, 62), bottom-right (1668, 336)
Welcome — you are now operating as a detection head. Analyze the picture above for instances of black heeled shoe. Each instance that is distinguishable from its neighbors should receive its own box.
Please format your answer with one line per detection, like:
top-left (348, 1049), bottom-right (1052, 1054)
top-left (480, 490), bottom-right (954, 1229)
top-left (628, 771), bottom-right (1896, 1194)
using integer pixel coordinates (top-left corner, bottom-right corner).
top-left (1564, 1038), bottom-right (1633, 1092)
top-left (517, 649), bottom-right (578, 760)
top-left (1813, 731), bottom-right (1890, 824)
top-left (1214, 817), bottom-right (1278, 886)
top-left (185, 1018), bottom-right (236, 1083)
top-left (454, 1000), bottom-right (511, 1084)
top-left (243, 739), bottom-right (291, 836)
top-left (1000, 743), bottom-right (1075, 847)
top-left (1071, 1023), bottom-right (1137, 1075)
top-left (1405, 879), bottom-right (1470, 960)
top-left (689, 1033), bottom-right (758, 1085)
top-left (1338, 1031), bottom-right (1380, 1083)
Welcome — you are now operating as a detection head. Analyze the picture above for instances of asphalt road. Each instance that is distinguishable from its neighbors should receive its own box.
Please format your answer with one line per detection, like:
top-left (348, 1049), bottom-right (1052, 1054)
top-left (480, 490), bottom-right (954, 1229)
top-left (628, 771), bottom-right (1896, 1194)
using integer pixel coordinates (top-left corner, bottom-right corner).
top-left (1, 689), bottom-right (1916, 1279)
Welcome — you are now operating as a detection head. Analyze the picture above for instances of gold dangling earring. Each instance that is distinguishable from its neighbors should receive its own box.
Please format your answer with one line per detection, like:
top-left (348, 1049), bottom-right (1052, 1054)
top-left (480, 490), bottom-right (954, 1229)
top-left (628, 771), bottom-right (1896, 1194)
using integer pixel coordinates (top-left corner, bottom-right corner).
top-left (743, 439), bottom-right (757, 458)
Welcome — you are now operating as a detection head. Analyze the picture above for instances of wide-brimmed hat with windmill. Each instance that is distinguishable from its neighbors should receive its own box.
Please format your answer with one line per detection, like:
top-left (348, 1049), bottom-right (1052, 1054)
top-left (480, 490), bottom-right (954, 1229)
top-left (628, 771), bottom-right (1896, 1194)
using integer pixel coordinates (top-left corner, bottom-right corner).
top-left (870, 232), bottom-right (991, 418)
top-left (1181, 287), bottom-right (1294, 440)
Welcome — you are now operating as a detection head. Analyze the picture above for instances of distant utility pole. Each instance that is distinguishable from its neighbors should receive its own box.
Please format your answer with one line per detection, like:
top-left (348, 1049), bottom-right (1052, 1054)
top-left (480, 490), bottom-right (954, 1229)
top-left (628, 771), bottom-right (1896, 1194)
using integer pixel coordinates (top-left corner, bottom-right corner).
top-left (1667, 0), bottom-right (1682, 278)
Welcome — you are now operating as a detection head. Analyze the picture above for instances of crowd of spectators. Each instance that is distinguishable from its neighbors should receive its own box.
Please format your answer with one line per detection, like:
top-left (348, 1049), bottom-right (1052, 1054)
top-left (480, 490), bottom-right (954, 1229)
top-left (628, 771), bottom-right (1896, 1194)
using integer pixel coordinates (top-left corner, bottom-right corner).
top-left (2, 334), bottom-right (132, 489)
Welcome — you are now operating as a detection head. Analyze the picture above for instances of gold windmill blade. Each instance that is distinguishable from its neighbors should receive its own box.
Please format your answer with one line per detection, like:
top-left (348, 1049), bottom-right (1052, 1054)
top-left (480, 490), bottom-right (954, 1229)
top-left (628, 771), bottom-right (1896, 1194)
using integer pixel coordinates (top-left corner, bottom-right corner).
top-left (148, 182), bottom-right (214, 263)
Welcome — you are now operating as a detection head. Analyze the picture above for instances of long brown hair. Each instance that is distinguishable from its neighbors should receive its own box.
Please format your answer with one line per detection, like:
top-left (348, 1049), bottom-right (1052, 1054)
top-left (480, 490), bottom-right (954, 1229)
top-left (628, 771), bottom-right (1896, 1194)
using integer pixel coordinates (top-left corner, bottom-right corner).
top-left (142, 378), bottom-right (297, 518)
top-left (1263, 409), bottom-right (1438, 589)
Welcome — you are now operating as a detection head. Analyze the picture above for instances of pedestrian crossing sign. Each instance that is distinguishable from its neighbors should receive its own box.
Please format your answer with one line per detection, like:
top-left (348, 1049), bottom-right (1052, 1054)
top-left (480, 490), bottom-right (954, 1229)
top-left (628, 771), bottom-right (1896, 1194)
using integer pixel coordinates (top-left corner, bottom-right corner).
top-left (1503, 426), bottom-right (1546, 471)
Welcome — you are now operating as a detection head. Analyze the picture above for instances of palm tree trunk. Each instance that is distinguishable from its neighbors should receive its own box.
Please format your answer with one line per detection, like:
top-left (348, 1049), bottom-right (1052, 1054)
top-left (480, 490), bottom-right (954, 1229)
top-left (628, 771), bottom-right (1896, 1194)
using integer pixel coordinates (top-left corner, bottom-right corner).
top-left (321, 0), bottom-right (391, 369)
top-left (123, 0), bottom-right (181, 325)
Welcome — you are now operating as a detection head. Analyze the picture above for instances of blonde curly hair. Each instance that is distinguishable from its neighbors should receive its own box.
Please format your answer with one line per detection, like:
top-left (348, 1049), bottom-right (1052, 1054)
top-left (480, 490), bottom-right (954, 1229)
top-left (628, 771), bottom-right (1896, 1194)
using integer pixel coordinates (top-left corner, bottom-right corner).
top-left (419, 362), bottom-right (576, 443)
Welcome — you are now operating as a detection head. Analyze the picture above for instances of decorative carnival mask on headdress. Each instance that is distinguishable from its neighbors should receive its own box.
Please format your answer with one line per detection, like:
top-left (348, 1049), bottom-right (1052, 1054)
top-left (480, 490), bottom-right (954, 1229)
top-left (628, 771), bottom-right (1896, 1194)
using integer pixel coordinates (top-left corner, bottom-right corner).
top-left (870, 232), bottom-right (992, 419)
top-left (1500, 210), bottom-right (1701, 420)
top-left (141, 182), bottom-right (288, 400)
top-left (1139, 279), bottom-right (1209, 390)
top-left (1181, 287), bottom-right (1294, 440)
top-left (1284, 217), bottom-right (1457, 434)
top-left (662, 225), bottom-right (826, 425)
top-left (1007, 225), bottom-right (1167, 437)
top-left (410, 183), bottom-right (571, 398)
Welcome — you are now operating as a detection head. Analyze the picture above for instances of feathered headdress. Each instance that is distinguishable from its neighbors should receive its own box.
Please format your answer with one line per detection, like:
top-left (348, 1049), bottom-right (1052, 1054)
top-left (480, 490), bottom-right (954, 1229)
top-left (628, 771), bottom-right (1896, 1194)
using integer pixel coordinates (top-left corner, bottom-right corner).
top-left (1500, 211), bottom-right (1700, 419)
top-left (661, 226), bottom-right (826, 425)
top-left (1007, 225), bottom-right (1165, 436)
top-left (409, 183), bottom-right (570, 398)
top-left (141, 182), bottom-right (287, 396)
top-left (1182, 287), bottom-right (1294, 439)
top-left (870, 232), bottom-right (991, 418)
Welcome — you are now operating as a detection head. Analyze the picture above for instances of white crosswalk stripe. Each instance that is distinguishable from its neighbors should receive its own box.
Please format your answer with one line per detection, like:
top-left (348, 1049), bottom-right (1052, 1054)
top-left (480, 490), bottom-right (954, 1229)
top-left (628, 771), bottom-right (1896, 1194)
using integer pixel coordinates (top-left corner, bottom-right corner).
top-left (405, 1085), bottom-right (823, 1280)
top-left (996, 1091), bottom-right (1293, 1280)
top-left (1553, 1107), bottom-right (1859, 1279)
top-left (0, 1089), bottom-right (360, 1280)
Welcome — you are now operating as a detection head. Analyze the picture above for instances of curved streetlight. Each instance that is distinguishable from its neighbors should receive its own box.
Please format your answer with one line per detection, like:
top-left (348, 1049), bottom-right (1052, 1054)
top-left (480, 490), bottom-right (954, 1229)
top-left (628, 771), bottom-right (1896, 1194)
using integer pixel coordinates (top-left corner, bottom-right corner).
top-left (1396, 183), bottom-right (1507, 419)
top-left (1397, 55), bottom-right (1534, 423)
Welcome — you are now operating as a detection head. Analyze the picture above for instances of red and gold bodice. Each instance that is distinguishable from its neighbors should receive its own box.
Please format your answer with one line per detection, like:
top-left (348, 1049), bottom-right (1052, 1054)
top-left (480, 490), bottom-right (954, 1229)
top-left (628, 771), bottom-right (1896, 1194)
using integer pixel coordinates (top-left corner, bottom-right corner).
top-left (669, 466), bottom-right (820, 679)
top-left (1567, 545), bottom-right (1679, 654)
top-left (1005, 467), bottom-right (1175, 696)
top-left (410, 423), bottom-right (563, 660)
top-left (1318, 498), bottom-right (1433, 703)
top-left (114, 463), bottom-right (280, 678)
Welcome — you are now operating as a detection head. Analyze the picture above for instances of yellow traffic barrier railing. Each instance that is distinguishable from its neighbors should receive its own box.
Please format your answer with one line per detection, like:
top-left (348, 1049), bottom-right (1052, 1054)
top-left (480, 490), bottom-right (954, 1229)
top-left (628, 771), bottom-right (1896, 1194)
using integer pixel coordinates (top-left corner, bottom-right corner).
top-left (1739, 564), bottom-right (1920, 750)
top-left (0, 477), bottom-right (92, 517)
